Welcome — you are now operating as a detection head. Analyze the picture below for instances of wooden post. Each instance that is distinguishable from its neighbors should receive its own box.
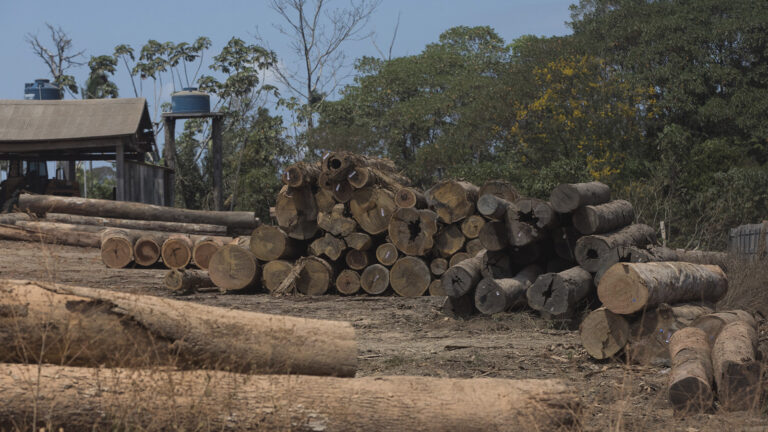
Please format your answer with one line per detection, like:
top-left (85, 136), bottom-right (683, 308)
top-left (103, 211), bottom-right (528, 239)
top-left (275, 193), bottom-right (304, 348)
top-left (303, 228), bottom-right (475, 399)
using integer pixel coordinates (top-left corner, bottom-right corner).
top-left (163, 117), bottom-right (176, 206)
top-left (212, 116), bottom-right (223, 211)
top-left (115, 143), bottom-right (125, 201)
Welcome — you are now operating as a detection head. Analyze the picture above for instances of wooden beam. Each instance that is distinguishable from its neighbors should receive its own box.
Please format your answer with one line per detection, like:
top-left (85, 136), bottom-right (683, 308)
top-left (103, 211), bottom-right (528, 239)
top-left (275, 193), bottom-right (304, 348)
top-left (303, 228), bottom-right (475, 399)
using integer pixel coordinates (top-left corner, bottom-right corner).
top-left (115, 143), bottom-right (125, 201)
top-left (212, 116), bottom-right (223, 211)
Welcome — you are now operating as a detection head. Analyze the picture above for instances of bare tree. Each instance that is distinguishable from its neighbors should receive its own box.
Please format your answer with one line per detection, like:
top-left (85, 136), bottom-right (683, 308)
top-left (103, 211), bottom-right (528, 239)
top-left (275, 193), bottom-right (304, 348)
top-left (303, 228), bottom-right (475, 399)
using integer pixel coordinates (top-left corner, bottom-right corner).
top-left (372, 11), bottom-right (401, 61)
top-left (265, 0), bottom-right (381, 129)
top-left (26, 23), bottom-right (85, 97)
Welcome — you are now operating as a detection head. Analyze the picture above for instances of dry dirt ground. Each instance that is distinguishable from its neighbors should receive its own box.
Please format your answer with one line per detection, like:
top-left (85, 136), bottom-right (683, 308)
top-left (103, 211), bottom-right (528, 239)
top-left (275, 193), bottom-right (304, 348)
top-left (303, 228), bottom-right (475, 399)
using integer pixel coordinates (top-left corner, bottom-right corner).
top-left (1, 239), bottom-right (767, 431)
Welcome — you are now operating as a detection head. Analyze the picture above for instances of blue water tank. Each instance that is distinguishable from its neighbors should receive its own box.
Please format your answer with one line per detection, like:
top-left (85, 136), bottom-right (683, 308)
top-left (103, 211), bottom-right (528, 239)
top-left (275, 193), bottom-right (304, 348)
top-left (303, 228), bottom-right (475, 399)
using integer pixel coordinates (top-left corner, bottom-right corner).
top-left (171, 87), bottom-right (210, 113)
top-left (24, 79), bottom-right (62, 100)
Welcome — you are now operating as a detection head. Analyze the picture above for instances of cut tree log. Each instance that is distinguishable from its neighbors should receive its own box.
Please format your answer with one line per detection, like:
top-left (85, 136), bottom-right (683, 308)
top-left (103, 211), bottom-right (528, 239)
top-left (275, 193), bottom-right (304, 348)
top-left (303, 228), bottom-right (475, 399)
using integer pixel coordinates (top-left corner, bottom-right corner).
top-left (441, 291), bottom-right (478, 319)
top-left (18, 194), bottom-right (259, 231)
top-left (345, 232), bottom-right (373, 251)
top-left (262, 260), bottom-right (294, 293)
top-left (428, 180), bottom-right (479, 224)
top-left (476, 194), bottom-right (515, 221)
top-left (250, 225), bottom-right (303, 261)
top-left (598, 262), bottom-right (727, 315)
top-left (133, 234), bottom-right (164, 266)
top-left (192, 237), bottom-right (223, 270)
top-left (449, 252), bottom-right (471, 267)
top-left (436, 224), bottom-right (465, 258)
top-left (592, 245), bottom-right (656, 286)
top-left (478, 221), bottom-right (508, 251)
top-left (442, 253), bottom-right (484, 297)
top-left (511, 242), bottom-right (543, 266)
top-left (309, 233), bottom-right (347, 261)
top-left (0, 280), bottom-right (355, 376)
top-left (315, 187), bottom-right (336, 213)
top-left (388, 207), bottom-right (438, 256)
top-left (163, 269), bottom-right (214, 292)
top-left (691, 310), bottom-right (757, 346)
top-left (466, 238), bottom-right (484, 256)
top-left (712, 320), bottom-right (761, 411)
top-left (478, 179), bottom-right (519, 203)
top-left (0, 223), bottom-right (101, 248)
top-left (533, 201), bottom-right (559, 229)
top-left (322, 151), bottom-right (400, 181)
top-left (336, 269), bottom-right (362, 295)
top-left (549, 181), bottom-right (611, 213)
top-left (395, 187), bottom-right (427, 209)
top-left (527, 266), bottom-right (593, 318)
top-left (331, 179), bottom-right (354, 203)
top-left (360, 264), bottom-right (390, 295)
top-left (161, 235), bottom-right (194, 269)
top-left (481, 249), bottom-right (515, 279)
top-left (552, 226), bottom-right (581, 263)
top-left (647, 246), bottom-right (729, 270)
top-left (428, 279), bottom-right (446, 296)
top-left (296, 256), bottom-right (334, 296)
top-left (572, 200), bottom-right (634, 235)
top-left (390, 256), bottom-right (431, 297)
top-left (42, 212), bottom-right (229, 236)
top-left (282, 161), bottom-right (320, 188)
top-left (275, 185), bottom-right (319, 240)
top-left (460, 215), bottom-right (485, 239)
top-left (430, 257), bottom-right (449, 276)
top-left (101, 228), bottom-right (137, 269)
top-left (376, 242), bottom-right (399, 266)
top-left (580, 308), bottom-right (631, 360)
top-left (474, 264), bottom-right (543, 314)
top-left (208, 244), bottom-right (260, 292)
top-left (574, 224), bottom-right (656, 272)
top-left (345, 249), bottom-right (372, 270)
top-left (0, 363), bottom-right (581, 432)
top-left (318, 204), bottom-right (358, 236)
top-left (349, 187), bottom-right (397, 235)
top-left (348, 166), bottom-right (406, 193)
top-left (668, 327), bottom-right (714, 413)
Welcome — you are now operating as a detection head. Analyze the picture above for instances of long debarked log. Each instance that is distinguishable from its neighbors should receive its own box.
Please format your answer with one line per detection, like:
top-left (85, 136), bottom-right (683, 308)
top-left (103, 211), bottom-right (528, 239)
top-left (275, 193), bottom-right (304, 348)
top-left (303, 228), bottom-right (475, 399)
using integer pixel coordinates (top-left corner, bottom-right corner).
top-left (0, 223), bottom-right (101, 248)
top-left (572, 200), bottom-right (634, 235)
top-left (442, 253), bottom-right (484, 298)
top-left (598, 262), bottom-right (727, 315)
top-left (527, 266), bottom-right (593, 318)
top-left (0, 364), bottom-right (581, 432)
top-left (712, 320), bottom-right (761, 411)
top-left (163, 269), bottom-right (215, 292)
top-left (474, 264), bottom-right (543, 314)
top-left (18, 194), bottom-right (259, 230)
top-left (42, 212), bottom-right (229, 236)
top-left (0, 280), bottom-right (356, 376)
top-left (668, 327), bottom-right (714, 413)
top-left (574, 224), bottom-right (657, 272)
top-left (549, 181), bottom-right (611, 213)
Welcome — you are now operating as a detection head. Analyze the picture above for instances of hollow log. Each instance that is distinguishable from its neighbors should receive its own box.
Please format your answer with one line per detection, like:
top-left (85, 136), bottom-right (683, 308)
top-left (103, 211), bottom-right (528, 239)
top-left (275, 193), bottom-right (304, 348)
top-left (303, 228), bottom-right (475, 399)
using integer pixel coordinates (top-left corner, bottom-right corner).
top-left (192, 237), bottom-right (223, 270)
top-left (18, 194), bottom-right (259, 230)
top-left (691, 310), bottom-right (757, 346)
top-left (481, 249), bottom-right (514, 279)
top-left (388, 207), bottom-right (438, 256)
top-left (361, 264), bottom-right (390, 295)
top-left (161, 235), bottom-right (194, 269)
top-left (309, 233), bottom-right (347, 261)
top-left (163, 269), bottom-right (214, 293)
top-left (466, 238), bottom-right (484, 256)
top-left (527, 266), bottom-right (593, 318)
top-left (449, 252), bottom-right (471, 267)
top-left (208, 244), bottom-right (260, 292)
top-left (436, 224), bottom-right (465, 258)
top-left (598, 262), bottom-right (728, 315)
top-left (42, 212), bottom-right (228, 236)
top-left (712, 320), bottom-right (761, 411)
top-left (296, 256), bottom-right (334, 296)
top-left (275, 185), bottom-right (318, 240)
top-left (442, 254), bottom-right (484, 298)
top-left (344, 232), bottom-right (373, 251)
top-left (580, 307), bottom-right (631, 361)
top-left (282, 161), bottom-right (320, 188)
top-left (262, 260), bottom-right (294, 293)
top-left (322, 151), bottom-right (400, 181)
top-left (250, 225), bottom-right (303, 261)
top-left (549, 182), bottom-right (611, 213)
top-left (390, 256), bottom-right (431, 297)
top-left (0, 223), bottom-right (101, 248)
top-left (349, 187), bottom-right (396, 235)
top-left (395, 187), bottom-right (427, 209)
top-left (0, 363), bottom-right (581, 432)
top-left (476, 194), bottom-right (515, 221)
top-left (572, 200), bottom-right (634, 235)
top-left (0, 280), bottom-right (356, 376)
top-left (101, 228), bottom-right (137, 269)
top-left (430, 257), bottom-right (449, 276)
top-left (348, 166), bottom-right (406, 193)
top-left (376, 242), bottom-right (399, 266)
top-left (428, 180), bottom-right (479, 224)
top-left (317, 204), bottom-right (358, 237)
top-left (668, 327), bottom-right (714, 413)
top-left (336, 269), bottom-right (361, 295)
top-left (345, 249), bottom-right (372, 270)
top-left (460, 215), bottom-right (485, 239)
top-left (133, 234), bottom-right (164, 266)
top-left (478, 179), bottom-right (519, 203)
top-left (475, 264), bottom-right (543, 314)
top-left (478, 221), bottom-right (508, 251)
top-left (574, 224), bottom-right (656, 272)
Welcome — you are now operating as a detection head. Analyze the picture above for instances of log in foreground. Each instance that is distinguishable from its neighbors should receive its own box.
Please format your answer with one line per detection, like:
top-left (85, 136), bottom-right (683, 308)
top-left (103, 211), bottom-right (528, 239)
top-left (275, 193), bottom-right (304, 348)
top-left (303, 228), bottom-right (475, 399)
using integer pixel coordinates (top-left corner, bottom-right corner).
top-left (0, 280), bottom-right (356, 376)
top-left (549, 181), bottom-right (611, 213)
top-left (668, 327), bottom-right (714, 413)
top-left (18, 194), bottom-right (259, 231)
top-left (598, 262), bottom-right (727, 315)
top-left (712, 320), bottom-right (761, 411)
top-left (0, 364), bottom-right (581, 432)
top-left (574, 224), bottom-right (656, 272)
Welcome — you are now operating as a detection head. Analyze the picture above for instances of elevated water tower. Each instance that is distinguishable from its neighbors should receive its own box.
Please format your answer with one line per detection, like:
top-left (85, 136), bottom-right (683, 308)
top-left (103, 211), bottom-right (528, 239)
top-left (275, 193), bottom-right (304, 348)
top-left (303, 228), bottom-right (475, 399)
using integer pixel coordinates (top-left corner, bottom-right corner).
top-left (24, 79), bottom-right (62, 100)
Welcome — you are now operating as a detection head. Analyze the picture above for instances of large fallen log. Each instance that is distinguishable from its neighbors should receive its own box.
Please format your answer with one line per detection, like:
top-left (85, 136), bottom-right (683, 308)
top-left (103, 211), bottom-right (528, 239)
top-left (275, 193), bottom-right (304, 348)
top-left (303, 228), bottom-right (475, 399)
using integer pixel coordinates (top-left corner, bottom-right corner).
top-left (0, 363), bottom-right (581, 432)
top-left (18, 194), bottom-right (259, 231)
top-left (474, 264), bottom-right (543, 314)
top-left (0, 280), bottom-right (356, 376)
top-left (668, 327), bottom-right (714, 413)
top-left (574, 224), bottom-right (656, 272)
top-left (527, 266), bottom-right (593, 318)
top-left (549, 181), bottom-right (611, 213)
top-left (0, 223), bottom-right (101, 248)
top-left (41, 212), bottom-right (229, 236)
top-left (712, 320), bottom-right (761, 411)
top-left (572, 200), bottom-right (634, 235)
top-left (598, 262), bottom-right (728, 315)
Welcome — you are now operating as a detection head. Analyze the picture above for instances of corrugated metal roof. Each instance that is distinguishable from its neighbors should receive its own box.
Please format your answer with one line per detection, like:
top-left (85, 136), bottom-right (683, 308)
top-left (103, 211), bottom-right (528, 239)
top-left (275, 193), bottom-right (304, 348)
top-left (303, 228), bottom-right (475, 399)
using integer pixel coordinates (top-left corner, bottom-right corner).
top-left (0, 98), bottom-right (152, 142)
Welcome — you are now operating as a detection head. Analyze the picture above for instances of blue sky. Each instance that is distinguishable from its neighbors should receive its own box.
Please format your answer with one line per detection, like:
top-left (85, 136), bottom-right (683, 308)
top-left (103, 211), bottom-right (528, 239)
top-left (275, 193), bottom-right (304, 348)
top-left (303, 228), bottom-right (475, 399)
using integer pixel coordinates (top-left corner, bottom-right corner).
top-left (0, 0), bottom-right (575, 104)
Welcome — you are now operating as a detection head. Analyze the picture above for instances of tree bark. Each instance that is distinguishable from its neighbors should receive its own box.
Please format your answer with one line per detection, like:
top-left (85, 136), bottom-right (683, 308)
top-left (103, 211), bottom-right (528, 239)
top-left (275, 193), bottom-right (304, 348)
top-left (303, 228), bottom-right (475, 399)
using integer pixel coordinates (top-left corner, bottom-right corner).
top-left (598, 262), bottom-right (727, 314)
top-left (574, 224), bottom-right (656, 272)
top-left (275, 185), bottom-right (319, 240)
top-left (474, 264), bottom-right (543, 314)
top-left (395, 187), bottom-right (427, 209)
top-left (317, 203), bottom-right (358, 236)
top-left (388, 207), bottom-right (438, 256)
top-left (361, 264), bottom-right (390, 295)
top-left (527, 266), bottom-right (593, 318)
top-left (282, 161), bottom-right (320, 188)
top-left (344, 232), bottom-right (373, 251)
top-left (0, 280), bottom-right (356, 376)
top-left (460, 215), bottom-right (485, 239)
top-left (427, 180), bottom-right (479, 224)
top-left (250, 225), bottom-right (303, 261)
top-left (208, 244), bottom-right (260, 292)
top-left (572, 200), bottom-right (634, 235)
top-left (42, 212), bottom-right (229, 236)
top-left (376, 242), bottom-right (399, 266)
top-left (390, 256), bottom-right (431, 297)
top-left (0, 364), bottom-right (581, 432)
top-left (101, 228), bottom-right (138, 268)
top-left (262, 259), bottom-right (294, 293)
top-left (668, 327), bottom-right (714, 413)
top-left (163, 269), bottom-right (214, 292)
top-left (133, 234), bottom-right (164, 266)
top-left (549, 181), bottom-right (611, 213)
top-left (442, 254), bottom-right (484, 297)
top-left (712, 320), bottom-right (761, 411)
top-left (296, 256), bottom-right (334, 296)
top-left (18, 193), bottom-right (259, 231)
top-left (435, 224), bottom-right (465, 258)
top-left (192, 237), bottom-right (223, 270)
top-left (309, 233), bottom-right (347, 261)
top-left (349, 187), bottom-right (396, 235)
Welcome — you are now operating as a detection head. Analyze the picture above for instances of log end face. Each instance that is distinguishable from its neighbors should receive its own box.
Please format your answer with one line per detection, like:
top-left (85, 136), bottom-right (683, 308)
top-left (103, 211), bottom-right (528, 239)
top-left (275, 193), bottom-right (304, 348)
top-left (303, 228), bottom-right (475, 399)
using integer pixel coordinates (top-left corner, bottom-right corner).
top-left (668, 376), bottom-right (713, 413)
top-left (580, 308), bottom-right (630, 360)
top-left (474, 280), bottom-right (506, 315)
top-left (597, 263), bottom-right (648, 315)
